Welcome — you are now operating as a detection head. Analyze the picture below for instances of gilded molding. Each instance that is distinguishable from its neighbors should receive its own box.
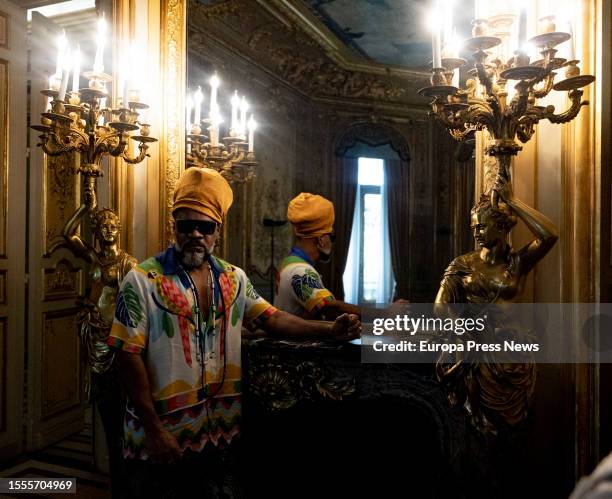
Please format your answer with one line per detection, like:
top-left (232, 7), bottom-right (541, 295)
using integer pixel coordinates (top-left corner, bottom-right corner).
top-left (334, 121), bottom-right (411, 161)
top-left (0, 10), bottom-right (8, 49)
top-left (0, 317), bottom-right (6, 431)
top-left (247, 351), bottom-right (355, 411)
top-left (43, 260), bottom-right (82, 302)
top-left (188, 0), bottom-right (419, 105)
top-left (44, 154), bottom-right (78, 255)
top-left (161, 0), bottom-right (186, 249)
top-left (41, 309), bottom-right (81, 420)
top-left (0, 59), bottom-right (6, 257)
top-left (191, 0), bottom-right (240, 19)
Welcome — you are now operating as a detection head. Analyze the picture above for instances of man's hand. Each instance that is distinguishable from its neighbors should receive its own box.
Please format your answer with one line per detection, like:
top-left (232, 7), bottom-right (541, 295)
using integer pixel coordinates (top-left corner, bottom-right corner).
top-left (145, 426), bottom-right (183, 464)
top-left (331, 313), bottom-right (361, 341)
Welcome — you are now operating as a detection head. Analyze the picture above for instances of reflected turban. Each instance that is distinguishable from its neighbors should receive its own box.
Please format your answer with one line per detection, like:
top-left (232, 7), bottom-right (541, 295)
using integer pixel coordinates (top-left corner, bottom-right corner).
top-left (172, 168), bottom-right (233, 224)
top-left (287, 193), bottom-right (335, 238)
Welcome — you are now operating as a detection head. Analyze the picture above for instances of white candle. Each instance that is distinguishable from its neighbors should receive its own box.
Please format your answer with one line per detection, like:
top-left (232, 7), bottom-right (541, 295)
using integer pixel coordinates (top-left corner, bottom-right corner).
top-left (431, 1), bottom-right (442, 68)
top-left (72, 46), bottom-right (80, 93)
top-left (121, 55), bottom-right (130, 108)
top-left (58, 68), bottom-right (70, 102)
top-left (230, 91), bottom-right (240, 133)
top-left (55, 32), bottom-right (67, 77)
top-left (186, 94), bottom-right (193, 131)
top-left (239, 97), bottom-right (248, 136)
top-left (48, 74), bottom-right (59, 91)
top-left (209, 73), bottom-right (220, 116)
top-left (443, 0), bottom-right (454, 51)
top-left (93, 15), bottom-right (106, 73)
top-left (452, 69), bottom-right (459, 87)
top-left (194, 86), bottom-right (203, 125)
top-left (568, 21), bottom-right (575, 60)
top-left (98, 98), bottom-right (106, 126)
top-left (247, 115), bottom-right (256, 153)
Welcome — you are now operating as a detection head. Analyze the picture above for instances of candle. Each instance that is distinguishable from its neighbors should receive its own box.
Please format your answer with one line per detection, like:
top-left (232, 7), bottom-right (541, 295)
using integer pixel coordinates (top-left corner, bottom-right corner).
top-left (210, 125), bottom-right (219, 147)
top-left (194, 86), bottom-right (203, 125)
top-left (48, 74), bottom-right (60, 91)
top-left (98, 97), bottom-right (106, 126)
top-left (431, 1), bottom-right (442, 68)
top-left (55, 32), bottom-right (67, 77)
top-left (230, 91), bottom-right (240, 134)
top-left (121, 54), bottom-right (130, 108)
top-left (247, 115), bottom-right (256, 153)
top-left (518, 4), bottom-right (527, 46)
top-left (568, 21), bottom-right (575, 60)
top-left (209, 73), bottom-right (220, 116)
top-left (72, 46), bottom-right (80, 93)
top-left (186, 93), bottom-right (193, 130)
top-left (452, 69), bottom-right (459, 87)
top-left (443, 0), bottom-right (454, 52)
top-left (58, 68), bottom-right (69, 101)
top-left (93, 15), bottom-right (106, 73)
top-left (239, 97), bottom-right (248, 137)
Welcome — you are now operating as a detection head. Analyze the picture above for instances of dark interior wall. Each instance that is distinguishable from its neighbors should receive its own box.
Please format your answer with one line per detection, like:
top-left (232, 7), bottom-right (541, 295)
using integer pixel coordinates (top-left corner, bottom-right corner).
top-left (187, 12), bottom-right (474, 303)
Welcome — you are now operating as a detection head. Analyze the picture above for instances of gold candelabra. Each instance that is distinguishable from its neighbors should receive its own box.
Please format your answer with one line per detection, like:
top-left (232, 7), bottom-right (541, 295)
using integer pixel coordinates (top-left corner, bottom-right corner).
top-left (419, 15), bottom-right (595, 199)
top-left (32, 70), bottom-right (157, 209)
top-left (186, 121), bottom-right (257, 184)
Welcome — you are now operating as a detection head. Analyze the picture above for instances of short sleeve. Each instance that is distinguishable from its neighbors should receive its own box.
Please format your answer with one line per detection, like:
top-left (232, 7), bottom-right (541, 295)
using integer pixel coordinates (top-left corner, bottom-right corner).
top-left (243, 276), bottom-right (277, 327)
top-left (287, 264), bottom-right (334, 314)
top-left (108, 267), bottom-right (150, 353)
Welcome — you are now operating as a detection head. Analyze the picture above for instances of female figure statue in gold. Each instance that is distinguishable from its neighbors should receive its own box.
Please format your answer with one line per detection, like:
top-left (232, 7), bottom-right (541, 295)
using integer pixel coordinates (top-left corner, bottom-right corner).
top-left (435, 182), bottom-right (558, 433)
top-left (63, 202), bottom-right (136, 494)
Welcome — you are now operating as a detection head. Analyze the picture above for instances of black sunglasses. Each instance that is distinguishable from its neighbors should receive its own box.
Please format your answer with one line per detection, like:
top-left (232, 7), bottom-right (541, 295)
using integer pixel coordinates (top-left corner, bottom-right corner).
top-left (176, 219), bottom-right (217, 235)
top-left (324, 233), bottom-right (336, 243)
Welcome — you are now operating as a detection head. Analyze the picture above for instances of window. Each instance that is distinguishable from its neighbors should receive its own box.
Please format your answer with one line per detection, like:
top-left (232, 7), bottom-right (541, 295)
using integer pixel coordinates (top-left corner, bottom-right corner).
top-left (343, 157), bottom-right (395, 304)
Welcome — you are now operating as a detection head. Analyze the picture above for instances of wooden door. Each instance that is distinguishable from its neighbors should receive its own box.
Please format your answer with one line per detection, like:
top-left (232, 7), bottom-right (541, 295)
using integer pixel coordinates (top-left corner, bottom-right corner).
top-left (0, 0), bottom-right (27, 461)
top-left (27, 10), bottom-right (86, 450)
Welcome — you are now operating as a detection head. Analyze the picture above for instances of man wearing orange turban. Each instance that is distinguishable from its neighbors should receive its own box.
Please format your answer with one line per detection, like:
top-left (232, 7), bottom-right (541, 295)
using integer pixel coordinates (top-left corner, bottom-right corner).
top-left (276, 192), bottom-right (361, 319)
top-left (109, 169), bottom-right (360, 497)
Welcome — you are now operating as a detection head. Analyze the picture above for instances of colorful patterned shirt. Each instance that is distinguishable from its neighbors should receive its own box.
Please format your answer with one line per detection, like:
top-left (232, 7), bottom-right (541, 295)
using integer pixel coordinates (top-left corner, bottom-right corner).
top-left (108, 246), bottom-right (277, 459)
top-left (275, 246), bottom-right (334, 318)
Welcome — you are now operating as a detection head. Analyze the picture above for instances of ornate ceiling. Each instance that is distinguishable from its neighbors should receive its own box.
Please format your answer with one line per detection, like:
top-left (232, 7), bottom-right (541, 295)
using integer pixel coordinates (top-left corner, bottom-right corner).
top-left (189, 0), bottom-right (439, 109)
top-left (298, 0), bottom-right (473, 69)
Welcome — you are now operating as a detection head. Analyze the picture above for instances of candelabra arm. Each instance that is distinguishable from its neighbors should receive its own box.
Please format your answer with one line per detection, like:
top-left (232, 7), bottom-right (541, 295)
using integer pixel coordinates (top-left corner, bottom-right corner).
top-left (108, 134), bottom-right (128, 157)
top-left (531, 72), bottom-right (556, 99)
top-left (511, 81), bottom-right (530, 118)
top-left (94, 130), bottom-right (120, 155)
top-left (465, 100), bottom-right (496, 132)
top-left (41, 135), bottom-right (74, 156)
top-left (545, 89), bottom-right (588, 124)
top-left (121, 143), bottom-right (149, 164)
top-left (476, 62), bottom-right (493, 97)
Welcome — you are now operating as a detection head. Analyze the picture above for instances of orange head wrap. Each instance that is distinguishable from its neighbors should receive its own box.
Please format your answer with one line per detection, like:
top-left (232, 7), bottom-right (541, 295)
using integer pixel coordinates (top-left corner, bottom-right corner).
top-left (287, 192), bottom-right (335, 238)
top-left (172, 168), bottom-right (233, 224)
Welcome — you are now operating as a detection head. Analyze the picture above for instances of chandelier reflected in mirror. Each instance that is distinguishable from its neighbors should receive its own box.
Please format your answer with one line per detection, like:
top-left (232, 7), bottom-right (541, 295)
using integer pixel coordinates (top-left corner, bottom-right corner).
top-left (185, 74), bottom-right (258, 184)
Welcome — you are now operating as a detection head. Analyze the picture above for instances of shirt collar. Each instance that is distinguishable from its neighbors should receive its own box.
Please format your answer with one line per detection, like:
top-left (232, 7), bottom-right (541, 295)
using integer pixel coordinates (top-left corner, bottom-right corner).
top-left (156, 245), bottom-right (225, 277)
top-left (289, 245), bottom-right (315, 266)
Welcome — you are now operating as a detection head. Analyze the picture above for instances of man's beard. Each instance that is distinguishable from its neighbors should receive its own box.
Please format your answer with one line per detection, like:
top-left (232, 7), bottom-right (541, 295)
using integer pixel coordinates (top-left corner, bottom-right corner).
top-left (175, 241), bottom-right (213, 269)
top-left (318, 248), bottom-right (332, 263)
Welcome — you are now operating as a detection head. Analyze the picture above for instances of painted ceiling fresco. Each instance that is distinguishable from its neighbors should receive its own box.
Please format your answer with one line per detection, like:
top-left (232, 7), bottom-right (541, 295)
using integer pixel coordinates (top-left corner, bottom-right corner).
top-left (302, 0), bottom-right (474, 69)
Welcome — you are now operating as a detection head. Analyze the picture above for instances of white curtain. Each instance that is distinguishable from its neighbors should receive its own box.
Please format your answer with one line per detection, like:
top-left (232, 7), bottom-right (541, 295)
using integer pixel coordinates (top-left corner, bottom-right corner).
top-left (377, 169), bottom-right (395, 303)
top-left (343, 162), bottom-right (395, 305)
top-left (343, 188), bottom-right (361, 304)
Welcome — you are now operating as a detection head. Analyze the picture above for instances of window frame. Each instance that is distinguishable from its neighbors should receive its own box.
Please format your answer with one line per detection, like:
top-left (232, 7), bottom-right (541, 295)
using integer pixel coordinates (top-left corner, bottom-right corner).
top-left (358, 183), bottom-right (382, 304)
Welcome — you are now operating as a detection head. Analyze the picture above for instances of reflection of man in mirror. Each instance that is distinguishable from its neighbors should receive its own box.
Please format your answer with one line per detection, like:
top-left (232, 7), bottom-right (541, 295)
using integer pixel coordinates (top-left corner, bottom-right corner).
top-left (276, 193), bottom-right (361, 320)
top-left (109, 169), bottom-right (360, 497)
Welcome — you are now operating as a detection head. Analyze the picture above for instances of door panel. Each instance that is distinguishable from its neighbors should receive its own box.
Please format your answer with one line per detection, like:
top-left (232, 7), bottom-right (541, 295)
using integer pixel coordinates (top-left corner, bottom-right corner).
top-left (0, 0), bottom-right (26, 461)
top-left (27, 11), bottom-right (85, 450)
